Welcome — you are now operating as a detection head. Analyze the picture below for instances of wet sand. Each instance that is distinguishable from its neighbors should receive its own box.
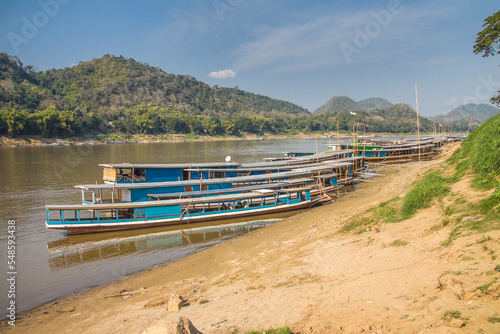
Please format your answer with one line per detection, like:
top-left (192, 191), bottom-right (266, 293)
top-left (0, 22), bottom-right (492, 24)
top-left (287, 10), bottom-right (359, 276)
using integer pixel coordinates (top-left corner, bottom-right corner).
top-left (3, 142), bottom-right (500, 333)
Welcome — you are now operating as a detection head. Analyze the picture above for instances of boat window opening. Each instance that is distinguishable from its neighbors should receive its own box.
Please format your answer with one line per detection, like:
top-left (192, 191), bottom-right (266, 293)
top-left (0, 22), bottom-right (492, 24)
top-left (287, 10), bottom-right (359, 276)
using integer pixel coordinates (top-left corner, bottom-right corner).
top-left (212, 171), bottom-right (225, 178)
top-left (184, 186), bottom-right (193, 192)
top-left (135, 208), bottom-right (146, 218)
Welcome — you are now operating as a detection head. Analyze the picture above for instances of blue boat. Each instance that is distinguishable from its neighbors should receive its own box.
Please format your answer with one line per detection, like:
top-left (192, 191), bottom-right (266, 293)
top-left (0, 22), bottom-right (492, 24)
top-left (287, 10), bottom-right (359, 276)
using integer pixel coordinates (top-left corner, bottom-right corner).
top-left (100, 162), bottom-right (241, 183)
top-left (77, 170), bottom-right (319, 204)
top-left (45, 187), bottom-right (320, 234)
top-left (98, 150), bottom-right (358, 184)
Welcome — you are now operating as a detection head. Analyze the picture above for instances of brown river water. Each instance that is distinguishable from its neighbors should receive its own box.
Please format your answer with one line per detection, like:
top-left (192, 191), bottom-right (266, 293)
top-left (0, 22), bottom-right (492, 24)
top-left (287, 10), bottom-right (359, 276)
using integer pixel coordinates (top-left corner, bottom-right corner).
top-left (0, 138), bottom-right (329, 314)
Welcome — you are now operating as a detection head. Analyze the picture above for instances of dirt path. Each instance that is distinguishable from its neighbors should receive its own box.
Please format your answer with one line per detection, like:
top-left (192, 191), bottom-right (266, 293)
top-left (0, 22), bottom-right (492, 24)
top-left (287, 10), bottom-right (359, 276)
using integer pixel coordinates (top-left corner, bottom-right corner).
top-left (3, 142), bottom-right (500, 333)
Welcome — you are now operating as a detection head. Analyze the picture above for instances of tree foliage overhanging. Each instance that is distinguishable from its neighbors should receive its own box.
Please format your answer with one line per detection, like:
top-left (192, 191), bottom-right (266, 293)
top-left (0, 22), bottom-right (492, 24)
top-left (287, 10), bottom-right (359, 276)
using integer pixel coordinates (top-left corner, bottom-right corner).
top-left (0, 53), bottom-right (464, 138)
top-left (474, 10), bottom-right (500, 107)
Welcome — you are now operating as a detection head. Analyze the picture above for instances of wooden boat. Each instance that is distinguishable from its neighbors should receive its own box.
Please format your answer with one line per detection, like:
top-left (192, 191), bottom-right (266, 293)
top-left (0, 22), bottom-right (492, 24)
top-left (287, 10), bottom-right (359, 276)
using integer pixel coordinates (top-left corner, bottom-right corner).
top-left (100, 150), bottom-right (358, 184)
top-left (78, 161), bottom-right (361, 205)
top-left (100, 162), bottom-right (241, 183)
top-left (327, 140), bottom-right (439, 164)
top-left (45, 187), bottom-right (320, 234)
top-left (355, 144), bottom-right (437, 164)
top-left (77, 170), bottom-right (319, 204)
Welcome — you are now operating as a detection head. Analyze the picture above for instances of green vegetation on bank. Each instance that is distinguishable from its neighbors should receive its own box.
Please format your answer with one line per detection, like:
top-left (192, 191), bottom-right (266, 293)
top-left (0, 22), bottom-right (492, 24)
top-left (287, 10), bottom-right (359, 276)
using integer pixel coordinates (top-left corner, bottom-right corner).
top-left (339, 170), bottom-right (452, 234)
top-left (244, 327), bottom-right (293, 334)
top-left (449, 114), bottom-right (500, 189)
top-left (401, 171), bottom-right (450, 218)
top-left (340, 114), bottom-right (500, 247)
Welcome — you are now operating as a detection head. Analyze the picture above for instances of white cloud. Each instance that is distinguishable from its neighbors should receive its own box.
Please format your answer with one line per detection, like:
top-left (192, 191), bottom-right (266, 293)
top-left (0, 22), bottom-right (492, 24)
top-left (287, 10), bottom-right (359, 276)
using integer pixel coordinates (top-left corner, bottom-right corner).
top-left (232, 17), bottom-right (349, 72)
top-left (208, 69), bottom-right (237, 79)
top-left (228, 1), bottom-right (462, 73)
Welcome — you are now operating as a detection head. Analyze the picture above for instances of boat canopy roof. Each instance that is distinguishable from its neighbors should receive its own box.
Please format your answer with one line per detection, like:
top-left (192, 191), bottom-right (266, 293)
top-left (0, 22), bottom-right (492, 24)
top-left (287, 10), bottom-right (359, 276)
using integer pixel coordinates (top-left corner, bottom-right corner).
top-left (47, 186), bottom-right (314, 210)
top-left (148, 178), bottom-right (314, 199)
top-left (184, 161), bottom-right (352, 173)
top-left (293, 162), bottom-right (352, 172)
top-left (313, 173), bottom-right (339, 180)
top-left (147, 179), bottom-right (315, 199)
top-left (240, 156), bottom-right (354, 169)
top-left (98, 162), bottom-right (241, 169)
top-left (381, 144), bottom-right (436, 152)
top-left (75, 170), bottom-right (316, 191)
top-left (291, 151), bottom-right (353, 161)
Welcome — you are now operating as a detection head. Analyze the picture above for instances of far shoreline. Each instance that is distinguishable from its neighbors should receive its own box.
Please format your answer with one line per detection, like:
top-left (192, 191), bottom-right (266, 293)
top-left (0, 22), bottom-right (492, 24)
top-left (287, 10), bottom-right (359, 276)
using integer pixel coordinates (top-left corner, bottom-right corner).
top-left (0, 131), bottom-right (460, 148)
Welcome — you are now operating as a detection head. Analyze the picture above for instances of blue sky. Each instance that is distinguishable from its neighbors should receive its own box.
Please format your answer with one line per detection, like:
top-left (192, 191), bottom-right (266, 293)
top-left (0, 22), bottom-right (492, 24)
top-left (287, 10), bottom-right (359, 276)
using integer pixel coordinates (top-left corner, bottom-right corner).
top-left (0, 0), bottom-right (498, 116)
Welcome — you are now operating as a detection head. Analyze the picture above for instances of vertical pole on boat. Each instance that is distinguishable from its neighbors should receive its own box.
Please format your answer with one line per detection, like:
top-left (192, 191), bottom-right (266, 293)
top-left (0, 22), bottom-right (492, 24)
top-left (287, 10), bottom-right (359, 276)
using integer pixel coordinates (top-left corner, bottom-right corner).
top-left (336, 119), bottom-right (340, 149)
top-left (112, 180), bottom-right (115, 203)
top-left (415, 84), bottom-right (421, 174)
top-left (363, 123), bottom-right (366, 151)
top-left (315, 137), bottom-right (321, 190)
top-left (352, 123), bottom-right (355, 145)
top-left (433, 116), bottom-right (436, 140)
top-left (132, 166), bottom-right (135, 183)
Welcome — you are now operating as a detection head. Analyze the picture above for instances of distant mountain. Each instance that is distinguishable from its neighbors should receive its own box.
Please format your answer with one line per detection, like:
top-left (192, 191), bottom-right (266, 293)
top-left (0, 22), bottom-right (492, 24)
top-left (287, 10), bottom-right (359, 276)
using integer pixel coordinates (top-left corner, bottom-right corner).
top-left (314, 96), bottom-right (361, 114)
top-left (314, 96), bottom-right (393, 114)
top-left (430, 104), bottom-right (500, 124)
top-left (358, 97), bottom-right (392, 110)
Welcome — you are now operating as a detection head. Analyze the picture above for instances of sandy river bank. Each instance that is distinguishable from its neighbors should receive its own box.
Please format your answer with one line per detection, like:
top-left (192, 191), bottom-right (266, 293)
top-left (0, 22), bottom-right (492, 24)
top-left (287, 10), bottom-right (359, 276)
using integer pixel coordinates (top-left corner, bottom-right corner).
top-left (2, 142), bottom-right (499, 333)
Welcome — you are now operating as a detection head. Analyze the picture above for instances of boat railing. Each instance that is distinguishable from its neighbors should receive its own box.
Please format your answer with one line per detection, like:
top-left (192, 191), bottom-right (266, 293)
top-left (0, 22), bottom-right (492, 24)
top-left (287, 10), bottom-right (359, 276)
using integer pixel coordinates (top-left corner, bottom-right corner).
top-left (117, 175), bottom-right (146, 182)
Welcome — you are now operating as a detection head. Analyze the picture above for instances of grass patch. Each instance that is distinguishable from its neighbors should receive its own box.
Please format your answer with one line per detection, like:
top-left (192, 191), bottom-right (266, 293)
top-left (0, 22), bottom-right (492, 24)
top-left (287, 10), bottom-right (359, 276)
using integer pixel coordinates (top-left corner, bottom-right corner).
top-left (478, 235), bottom-right (493, 244)
top-left (448, 114), bottom-right (500, 189)
top-left (442, 204), bottom-right (500, 247)
top-left (488, 317), bottom-right (500, 323)
top-left (443, 310), bottom-right (462, 319)
top-left (339, 197), bottom-right (403, 234)
top-left (474, 196), bottom-right (500, 215)
top-left (476, 278), bottom-right (498, 294)
top-left (244, 327), bottom-right (293, 334)
top-left (401, 171), bottom-right (450, 218)
top-left (389, 239), bottom-right (409, 247)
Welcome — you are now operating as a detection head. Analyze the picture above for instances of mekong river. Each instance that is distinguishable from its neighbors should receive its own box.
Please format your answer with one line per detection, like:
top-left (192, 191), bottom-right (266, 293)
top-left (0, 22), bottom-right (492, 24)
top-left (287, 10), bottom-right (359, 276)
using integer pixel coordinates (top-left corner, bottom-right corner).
top-left (0, 138), bottom-right (330, 314)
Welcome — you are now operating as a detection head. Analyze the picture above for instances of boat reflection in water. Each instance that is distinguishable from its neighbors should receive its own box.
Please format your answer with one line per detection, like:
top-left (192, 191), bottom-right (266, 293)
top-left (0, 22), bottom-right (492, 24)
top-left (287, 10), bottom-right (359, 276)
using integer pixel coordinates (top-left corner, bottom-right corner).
top-left (47, 218), bottom-right (281, 270)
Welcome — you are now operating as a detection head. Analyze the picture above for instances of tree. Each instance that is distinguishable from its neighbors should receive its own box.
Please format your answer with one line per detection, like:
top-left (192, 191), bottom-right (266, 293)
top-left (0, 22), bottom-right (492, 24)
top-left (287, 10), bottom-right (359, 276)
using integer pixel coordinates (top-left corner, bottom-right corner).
top-left (474, 11), bottom-right (500, 57)
top-left (474, 10), bottom-right (500, 106)
top-left (2, 108), bottom-right (28, 136)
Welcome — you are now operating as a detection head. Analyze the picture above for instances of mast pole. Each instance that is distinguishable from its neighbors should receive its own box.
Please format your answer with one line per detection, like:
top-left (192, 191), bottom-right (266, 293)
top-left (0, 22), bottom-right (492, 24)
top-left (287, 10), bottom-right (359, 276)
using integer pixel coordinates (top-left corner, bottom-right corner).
top-left (415, 84), bottom-right (421, 173)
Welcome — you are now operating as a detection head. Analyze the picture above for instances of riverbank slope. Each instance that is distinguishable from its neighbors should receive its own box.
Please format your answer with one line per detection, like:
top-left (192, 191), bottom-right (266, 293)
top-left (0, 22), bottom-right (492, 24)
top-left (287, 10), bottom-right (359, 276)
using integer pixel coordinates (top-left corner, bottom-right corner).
top-left (2, 142), bottom-right (499, 333)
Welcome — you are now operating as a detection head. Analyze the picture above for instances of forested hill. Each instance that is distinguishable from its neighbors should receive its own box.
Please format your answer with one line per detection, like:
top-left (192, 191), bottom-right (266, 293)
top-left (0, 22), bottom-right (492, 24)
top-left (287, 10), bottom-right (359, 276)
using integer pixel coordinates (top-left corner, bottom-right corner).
top-left (314, 96), bottom-right (393, 114)
top-left (314, 96), bottom-right (362, 114)
top-left (0, 53), bottom-right (471, 138)
top-left (430, 104), bottom-right (499, 124)
top-left (0, 53), bottom-right (308, 118)
top-left (358, 97), bottom-right (392, 110)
